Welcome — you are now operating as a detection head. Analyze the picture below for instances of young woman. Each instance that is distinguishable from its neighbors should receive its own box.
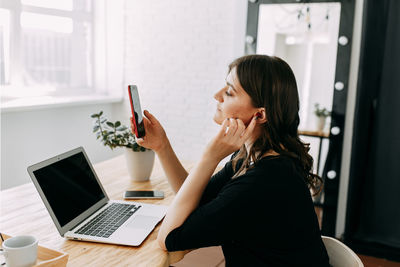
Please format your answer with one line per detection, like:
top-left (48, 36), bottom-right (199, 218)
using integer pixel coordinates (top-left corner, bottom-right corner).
top-left (132, 55), bottom-right (330, 266)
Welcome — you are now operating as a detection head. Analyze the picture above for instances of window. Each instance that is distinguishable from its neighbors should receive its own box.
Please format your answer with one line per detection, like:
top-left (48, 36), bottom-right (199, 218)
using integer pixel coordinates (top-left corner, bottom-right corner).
top-left (0, 0), bottom-right (124, 108)
top-left (0, 8), bottom-right (11, 86)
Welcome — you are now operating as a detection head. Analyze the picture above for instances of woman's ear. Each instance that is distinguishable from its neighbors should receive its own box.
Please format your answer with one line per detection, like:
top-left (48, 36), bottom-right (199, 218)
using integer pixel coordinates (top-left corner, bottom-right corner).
top-left (254, 109), bottom-right (267, 123)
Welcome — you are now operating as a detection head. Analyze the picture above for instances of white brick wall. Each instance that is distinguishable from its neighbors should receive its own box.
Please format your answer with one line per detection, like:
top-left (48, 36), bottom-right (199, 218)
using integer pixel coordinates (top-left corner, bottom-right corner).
top-left (124, 0), bottom-right (247, 162)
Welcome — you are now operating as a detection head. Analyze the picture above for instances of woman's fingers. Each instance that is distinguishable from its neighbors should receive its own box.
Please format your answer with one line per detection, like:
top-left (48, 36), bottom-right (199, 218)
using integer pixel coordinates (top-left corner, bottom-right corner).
top-left (136, 137), bottom-right (145, 145)
top-left (143, 110), bottom-right (160, 125)
top-left (236, 119), bottom-right (246, 137)
top-left (220, 116), bottom-right (256, 141)
top-left (226, 118), bottom-right (238, 136)
top-left (241, 116), bottom-right (257, 141)
top-left (142, 116), bottom-right (152, 129)
top-left (218, 118), bottom-right (230, 137)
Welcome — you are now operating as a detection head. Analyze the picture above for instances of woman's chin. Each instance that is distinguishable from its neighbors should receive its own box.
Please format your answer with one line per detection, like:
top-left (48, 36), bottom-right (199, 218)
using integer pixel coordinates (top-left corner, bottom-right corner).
top-left (213, 114), bottom-right (224, 125)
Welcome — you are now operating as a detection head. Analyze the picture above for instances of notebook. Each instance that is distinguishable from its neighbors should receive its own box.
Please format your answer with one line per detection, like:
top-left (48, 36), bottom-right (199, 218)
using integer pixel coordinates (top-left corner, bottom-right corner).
top-left (27, 147), bottom-right (167, 246)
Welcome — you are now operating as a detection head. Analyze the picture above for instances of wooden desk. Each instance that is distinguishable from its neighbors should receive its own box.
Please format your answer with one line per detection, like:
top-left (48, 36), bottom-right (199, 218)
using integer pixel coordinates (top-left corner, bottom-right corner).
top-left (298, 130), bottom-right (329, 139)
top-left (0, 155), bottom-right (197, 267)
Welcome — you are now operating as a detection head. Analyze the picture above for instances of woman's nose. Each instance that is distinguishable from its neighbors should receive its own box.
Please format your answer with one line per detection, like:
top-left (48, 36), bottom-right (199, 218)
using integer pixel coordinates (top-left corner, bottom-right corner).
top-left (214, 87), bottom-right (225, 102)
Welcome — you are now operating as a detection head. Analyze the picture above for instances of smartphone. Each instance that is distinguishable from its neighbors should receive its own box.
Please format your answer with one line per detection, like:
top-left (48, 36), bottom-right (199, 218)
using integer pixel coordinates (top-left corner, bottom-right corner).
top-left (123, 190), bottom-right (164, 199)
top-left (128, 85), bottom-right (145, 138)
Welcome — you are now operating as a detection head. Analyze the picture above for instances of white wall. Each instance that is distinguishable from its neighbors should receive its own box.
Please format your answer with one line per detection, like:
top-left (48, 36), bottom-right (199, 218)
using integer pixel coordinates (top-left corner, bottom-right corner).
top-left (123, 0), bottom-right (248, 163)
top-left (0, 102), bottom-right (125, 189)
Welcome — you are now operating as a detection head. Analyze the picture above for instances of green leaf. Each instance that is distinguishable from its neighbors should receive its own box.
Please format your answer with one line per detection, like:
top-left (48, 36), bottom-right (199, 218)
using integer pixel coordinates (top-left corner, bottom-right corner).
top-left (115, 121), bottom-right (121, 127)
top-left (100, 118), bottom-right (107, 123)
top-left (117, 126), bottom-right (127, 131)
top-left (93, 126), bottom-right (100, 132)
top-left (106, 122), bottom-right (114, 127)
top-left (91, 113), bottom-right (98, 118)
top-left (99, 111), bottom-right (103, 116)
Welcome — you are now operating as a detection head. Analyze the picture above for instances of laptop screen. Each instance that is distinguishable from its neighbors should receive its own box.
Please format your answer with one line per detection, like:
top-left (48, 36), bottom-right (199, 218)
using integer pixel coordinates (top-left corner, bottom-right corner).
top-left (33, 151), bottom-right (105, 227)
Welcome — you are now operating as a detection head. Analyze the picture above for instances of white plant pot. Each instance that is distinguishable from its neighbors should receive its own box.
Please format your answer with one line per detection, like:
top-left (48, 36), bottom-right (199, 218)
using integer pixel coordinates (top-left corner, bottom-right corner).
top-left (124, 147), bottom-right (155, 182)
top-left (316, 116), bottom-right (327, 132)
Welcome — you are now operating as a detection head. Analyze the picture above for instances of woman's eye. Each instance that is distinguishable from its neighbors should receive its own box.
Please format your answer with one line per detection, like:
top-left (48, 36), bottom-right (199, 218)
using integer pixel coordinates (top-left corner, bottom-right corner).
top-left (225, 91), bottom-right (232, 96)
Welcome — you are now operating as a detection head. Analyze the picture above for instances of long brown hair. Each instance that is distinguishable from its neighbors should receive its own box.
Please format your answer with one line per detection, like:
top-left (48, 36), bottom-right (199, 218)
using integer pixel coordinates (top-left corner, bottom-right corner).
top-left (230, 55), bottom-right (323, 196)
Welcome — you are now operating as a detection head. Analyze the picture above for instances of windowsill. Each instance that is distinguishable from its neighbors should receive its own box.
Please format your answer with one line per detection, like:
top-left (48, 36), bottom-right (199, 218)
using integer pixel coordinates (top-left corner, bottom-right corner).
top-left (0, 94), bottom-right (124, 113)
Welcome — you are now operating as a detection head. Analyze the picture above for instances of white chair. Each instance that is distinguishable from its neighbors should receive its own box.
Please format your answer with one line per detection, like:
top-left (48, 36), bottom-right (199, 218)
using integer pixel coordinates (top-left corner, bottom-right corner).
top-left (322, 236), bottom-right (364, 267)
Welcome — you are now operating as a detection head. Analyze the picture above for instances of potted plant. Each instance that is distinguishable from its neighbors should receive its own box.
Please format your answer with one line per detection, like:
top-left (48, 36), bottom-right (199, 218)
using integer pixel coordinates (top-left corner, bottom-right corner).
top-left (91, 111), bottom-right (154, 182)
top-left (314, 103), bottom-right (331, 132)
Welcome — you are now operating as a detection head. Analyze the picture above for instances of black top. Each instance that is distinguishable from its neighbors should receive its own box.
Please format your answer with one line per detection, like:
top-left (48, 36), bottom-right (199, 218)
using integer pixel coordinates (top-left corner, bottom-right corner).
top-left (165, 153), bottom-right (330, 267)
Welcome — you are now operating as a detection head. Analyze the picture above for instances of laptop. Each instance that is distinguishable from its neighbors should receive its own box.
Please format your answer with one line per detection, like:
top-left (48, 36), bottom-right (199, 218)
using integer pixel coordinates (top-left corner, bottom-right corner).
top-left (27, 147), bottom-right (168, 246)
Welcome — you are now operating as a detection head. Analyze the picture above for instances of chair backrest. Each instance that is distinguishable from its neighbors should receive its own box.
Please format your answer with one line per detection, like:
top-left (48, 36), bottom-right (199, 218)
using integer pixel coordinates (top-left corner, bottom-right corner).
top-left (322, 236), bottom-right (364, 267)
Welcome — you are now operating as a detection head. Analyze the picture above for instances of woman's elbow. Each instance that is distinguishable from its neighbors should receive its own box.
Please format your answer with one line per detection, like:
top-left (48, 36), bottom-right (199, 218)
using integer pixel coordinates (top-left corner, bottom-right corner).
top-left (157, 232), bottom-right (168, 251)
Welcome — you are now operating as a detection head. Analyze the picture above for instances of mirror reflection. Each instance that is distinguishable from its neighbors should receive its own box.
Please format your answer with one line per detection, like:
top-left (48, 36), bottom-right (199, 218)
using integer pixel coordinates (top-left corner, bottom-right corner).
top-left (256, 2), bottom-right (341, 181)
top-left (257, 2), bottom-right (341, 132)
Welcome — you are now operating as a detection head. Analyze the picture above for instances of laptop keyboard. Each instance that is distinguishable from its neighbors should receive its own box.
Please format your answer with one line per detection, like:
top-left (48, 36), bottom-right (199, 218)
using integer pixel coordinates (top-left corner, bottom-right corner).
top-left (75, 203), bottom-right (141, 238)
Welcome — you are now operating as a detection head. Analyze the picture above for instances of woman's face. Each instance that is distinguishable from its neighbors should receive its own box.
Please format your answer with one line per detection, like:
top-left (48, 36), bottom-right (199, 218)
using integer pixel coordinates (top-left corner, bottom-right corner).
top-left (213, 67), bottom-right (258, 126)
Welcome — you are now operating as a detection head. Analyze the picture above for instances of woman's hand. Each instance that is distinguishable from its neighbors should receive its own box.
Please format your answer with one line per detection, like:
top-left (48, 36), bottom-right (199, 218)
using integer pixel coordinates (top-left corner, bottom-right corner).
top-left (131, 110), bottom-right (168, 153)
top-left (203, 116), bottom-right (258, 162)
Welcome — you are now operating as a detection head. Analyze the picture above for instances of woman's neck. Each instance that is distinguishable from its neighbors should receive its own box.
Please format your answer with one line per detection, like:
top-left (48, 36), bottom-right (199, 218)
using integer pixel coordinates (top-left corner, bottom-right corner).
top-left (245, 136), bottom-right (279, 159)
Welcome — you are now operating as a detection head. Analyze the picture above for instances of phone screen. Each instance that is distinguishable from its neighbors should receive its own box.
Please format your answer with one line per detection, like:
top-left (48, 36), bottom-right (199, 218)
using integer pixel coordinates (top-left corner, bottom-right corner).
top-left (124, 191), bottom-right (164, 199)
top-left (128, 85), bottom-right (145, 138)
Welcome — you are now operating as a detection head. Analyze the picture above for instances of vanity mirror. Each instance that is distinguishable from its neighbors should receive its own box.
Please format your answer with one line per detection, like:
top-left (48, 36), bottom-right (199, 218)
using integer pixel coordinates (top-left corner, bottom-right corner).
top-left (245, 0), bottom-right (355, 236)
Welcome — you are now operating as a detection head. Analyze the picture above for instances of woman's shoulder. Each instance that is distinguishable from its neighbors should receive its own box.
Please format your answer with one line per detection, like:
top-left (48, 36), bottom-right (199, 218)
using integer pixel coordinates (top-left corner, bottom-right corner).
top-left (252, 154), bottom-right (294, 171)
top-left (232, 155), bottom-right (301, 184)
top-left (218, 155), bottom-right (308, 203)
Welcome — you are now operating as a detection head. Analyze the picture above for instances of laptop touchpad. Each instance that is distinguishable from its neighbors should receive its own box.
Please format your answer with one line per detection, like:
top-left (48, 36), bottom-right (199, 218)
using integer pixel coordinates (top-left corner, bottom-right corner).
top-left (127, 215), bottom-right (158, 229)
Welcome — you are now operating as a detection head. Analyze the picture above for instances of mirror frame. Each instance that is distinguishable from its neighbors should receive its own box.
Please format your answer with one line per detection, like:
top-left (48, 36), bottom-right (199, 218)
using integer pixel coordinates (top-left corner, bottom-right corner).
top-left (245, 0), bottom-right (355, 236)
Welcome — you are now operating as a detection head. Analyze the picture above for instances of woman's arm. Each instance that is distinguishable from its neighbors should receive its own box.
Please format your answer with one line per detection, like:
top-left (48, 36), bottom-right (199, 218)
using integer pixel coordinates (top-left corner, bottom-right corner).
top-left (134, 110), bottom-right (188, 193)
top-left (157, 154), bottom-right (219, 250)
top-left (157, 117), bottom-right (258, 250)
top-left (156, 138), bottom-right (188, 193)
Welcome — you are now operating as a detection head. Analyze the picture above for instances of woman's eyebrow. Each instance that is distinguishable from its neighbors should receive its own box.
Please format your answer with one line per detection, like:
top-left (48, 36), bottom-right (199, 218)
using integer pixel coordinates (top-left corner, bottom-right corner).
top-left (226, 81), bottom-right (238, 92)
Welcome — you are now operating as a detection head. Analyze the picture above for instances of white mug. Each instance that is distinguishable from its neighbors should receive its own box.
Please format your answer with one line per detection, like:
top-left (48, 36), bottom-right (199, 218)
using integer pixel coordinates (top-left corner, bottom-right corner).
top-left (0, 235), bottom-right (38, 267)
